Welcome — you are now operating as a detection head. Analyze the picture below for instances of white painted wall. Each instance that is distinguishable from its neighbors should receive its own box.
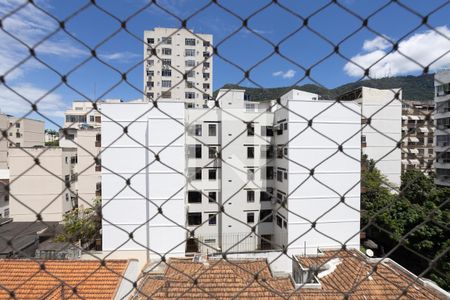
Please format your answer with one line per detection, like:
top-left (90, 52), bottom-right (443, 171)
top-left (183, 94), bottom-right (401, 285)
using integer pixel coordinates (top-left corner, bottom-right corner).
top-left (101, 101), bottom-right (186, 258)
top-left (360, 87), bottom-right (402, 188)
top-left (276, 91), bottom-right (361, 254)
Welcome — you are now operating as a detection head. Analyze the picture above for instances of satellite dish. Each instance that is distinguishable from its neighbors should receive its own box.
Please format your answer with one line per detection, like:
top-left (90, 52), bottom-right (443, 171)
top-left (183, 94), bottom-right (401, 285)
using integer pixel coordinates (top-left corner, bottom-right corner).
top-left (366, 249), bottom-right (374, 257)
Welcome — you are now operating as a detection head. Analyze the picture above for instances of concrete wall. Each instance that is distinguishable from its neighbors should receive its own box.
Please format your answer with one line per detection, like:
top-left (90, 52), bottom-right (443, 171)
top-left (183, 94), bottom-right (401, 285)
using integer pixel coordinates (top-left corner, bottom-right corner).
top-left (9, 147), bottom-right (77, 221)
top-left (101, 101), bottom-right (186, 258)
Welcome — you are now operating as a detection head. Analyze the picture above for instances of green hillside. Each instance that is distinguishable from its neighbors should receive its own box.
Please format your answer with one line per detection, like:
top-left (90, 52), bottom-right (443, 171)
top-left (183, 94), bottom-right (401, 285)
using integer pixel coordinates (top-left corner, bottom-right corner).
top-left (214, 74), bottom-right (434, 101)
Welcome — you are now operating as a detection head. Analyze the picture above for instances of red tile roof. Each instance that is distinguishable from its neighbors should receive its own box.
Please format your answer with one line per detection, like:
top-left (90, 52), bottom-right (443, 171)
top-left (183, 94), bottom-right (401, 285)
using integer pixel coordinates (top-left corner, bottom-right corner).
top-left (136, 258), bottom-right (294, 299)
top-left (295, 249), bottom-right (447, 299)
top-left (135, 251), bottom-right (448, 299)
top-left (0, 259), bottom-right (129, 299)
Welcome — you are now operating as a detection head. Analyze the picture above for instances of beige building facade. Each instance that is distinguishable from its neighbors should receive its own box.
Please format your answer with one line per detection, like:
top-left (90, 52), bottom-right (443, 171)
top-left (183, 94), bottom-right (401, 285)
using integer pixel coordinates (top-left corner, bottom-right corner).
top-left (401, 100), bottom-right (434, 173)
top-left (6, 117), bottom-right (44, 148)
top-left (9, 147), bottom-right (78, 221)
top-left (60, 128), bottom-right (101, 207)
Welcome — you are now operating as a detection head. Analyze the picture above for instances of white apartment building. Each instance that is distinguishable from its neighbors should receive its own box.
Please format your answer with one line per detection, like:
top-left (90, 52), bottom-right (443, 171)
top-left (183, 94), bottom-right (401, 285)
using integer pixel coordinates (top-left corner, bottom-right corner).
top-left (434, 69), bottom-right (450, 186)
top-left (401, 100), bottom-right (434, 173)
top-left (60, 128), bottom-right (101, 207)
top-left (9, 147), bottom-right (78, 221)
top-left (101, 89), bottom-right (361, 258)
top-left (6, 117), bottom-right (44, 148)
top-left (144, 28), bottom-right (213, 108)
top-left (64, 99), bottom-right (122, 129)
top-left (338, 87), bottom-right (402, 188)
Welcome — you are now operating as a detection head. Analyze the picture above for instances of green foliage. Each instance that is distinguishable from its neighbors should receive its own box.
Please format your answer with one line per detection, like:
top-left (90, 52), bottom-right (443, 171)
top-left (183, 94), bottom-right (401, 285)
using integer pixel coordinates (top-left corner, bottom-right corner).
top-left (55, 198), bottom-right (101, 248)
top-left (45, 141), bottom-right (59, 146)
top-left (362, 165), bottom-right (450, 290)
top-left (215, 74), bottom-right (434, 101)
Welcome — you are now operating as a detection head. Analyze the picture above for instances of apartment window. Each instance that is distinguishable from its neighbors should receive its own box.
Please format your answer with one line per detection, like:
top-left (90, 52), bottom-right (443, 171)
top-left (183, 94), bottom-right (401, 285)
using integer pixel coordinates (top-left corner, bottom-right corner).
top-left (277, 124), bottom-right (283, 135)
top-left (147, 70), bottom-right (154, 77)
top-left (277, 170), bottom-right (283, 182)
top-left (203, 41), bottom-right (210, 47)
top-left (187, 70), bottom-right (195, 78)
top-left (15, 132), bottom-right (21, 138)
top-left (147, 92), bottom-right (154, 99)
top-left (260, 191), bottom-right (271, 202)
top-left (147, 81), bottom-right (154, 88)
top-left (147, 38), bottom-right (154, 44)
top-left (65, 194), bottom-right (69, 202)
top-left (262, 126), bottom-right (273, 136)
top-left (162, 37), bottom-right (172, 45)
top-left (194, 124), bottom-right (202, 136)
top-left (247, 212), bottom-right (255, 224)
top-left (283, 220), bottom-right (287, 228)
top-left (186, 81), bottom-right (195, 88)
top-left (208, 214), bottom-right (217, 225)
top-left (247, 146), bottom-right (255, 159)
top-left (161, 91), bottom-right (171, 98)
top-left (203, 73), bottom-right (210, 79)
top-left (185, 92), bottom-right (196, 99)
top-left (208, 124), bottom-right (217, 136)
top-left (161, 69), bottom-right (172, 77)
top-left (147, 59), bottom-right (154, 66)
top-left (284, 123), bottom-right (288, 130)
top-left (208, 169), bottom-right (217, 180)
top-left (361, 135), bottom-right (367, 146)
top-left (203, 93), bottom-right (210, 100)
top-left (209, 146), bottom-right (217, 159)
top-left (188, 144), bottom-right (202, 158)
top-left (204, 62), bottom-right (210, 68)
top-left (65, 157), bottom-right (69, 164)
top-left (277, 192), bottom-right (283, 204)
top-left (260, 210), bottom-right (273, 223)
top-left (277, 146), bottom-right (283, 159)
top-left (185, 38), bottom-right (196, 46)
top-left (188, 191), bottom-right (202, 203)
top-left (247, 168), bottom-right (255, 181)
top-left (187, 212), bottom-right (202, 226)
top-left (185, 60), bottom-right (196, 67)
top-left (162, 59), bottom-right (171, 66)
top-left (15, 123), bottom-right (20, 128)
top-left (428, 137), bottom-right (433, 144)
top-left (185, 49), bottom-right (196, 56)
top-left (188, 167), bottom-right (202, 180)
top-left (203, 83), bottom-right (210, 89)
top-left (247, 123), bottom-right (254, 136)
top-left (15, 143), bottom-right (20, 147)
top-left (90, 115), bottom-right (95, 122)
top-left (247, 190), bottom-right (255, 203)
top-left (208, 191), bottom-right (217, 203)
top-left (265, 166), bottom-right (274, 180)
top-left (161, 80), bottom-right (171, 88)
top-left (162, 48), bottom-right (172, 55)
top-left (263, 145), bottom-right (274, 159)
top-left (276, 215), bottom-right (283, 228)
top-left (284, 172), bottom-right (288, 180)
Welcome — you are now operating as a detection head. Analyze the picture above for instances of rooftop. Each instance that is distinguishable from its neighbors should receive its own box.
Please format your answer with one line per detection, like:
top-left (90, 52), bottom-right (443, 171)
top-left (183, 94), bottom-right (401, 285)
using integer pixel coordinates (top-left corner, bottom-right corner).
top-left (0, 259), bottom-right (129, 299)
top-left (135, 250), bottom-right (448, 299)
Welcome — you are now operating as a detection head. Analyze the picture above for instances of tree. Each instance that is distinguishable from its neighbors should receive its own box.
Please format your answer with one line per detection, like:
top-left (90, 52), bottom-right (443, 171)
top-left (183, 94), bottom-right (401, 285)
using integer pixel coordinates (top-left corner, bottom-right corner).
top-left (55, 198), bottom-right (102, 249)
top-left (362, 162), bottom-right (450, 290)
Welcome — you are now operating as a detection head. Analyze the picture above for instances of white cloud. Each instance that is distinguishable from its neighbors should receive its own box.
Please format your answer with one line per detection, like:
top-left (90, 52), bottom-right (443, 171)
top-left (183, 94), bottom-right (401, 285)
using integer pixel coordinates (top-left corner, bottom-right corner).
top-left (0, 0), bottom-right (87, 80)
top-left (100, 51), bottom-right (141, 63)
top-left (0, 84), bottom-right (69, 118)
top-left (344, 26), bottom-right (450, 78)
top-left (273, 69), bottom-right (296, 79)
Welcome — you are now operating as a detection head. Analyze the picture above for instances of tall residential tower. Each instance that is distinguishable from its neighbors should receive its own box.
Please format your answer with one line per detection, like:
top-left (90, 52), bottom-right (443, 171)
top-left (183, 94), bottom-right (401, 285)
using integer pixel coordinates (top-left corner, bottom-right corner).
top-left (144, 28), bottom-right (213, 108)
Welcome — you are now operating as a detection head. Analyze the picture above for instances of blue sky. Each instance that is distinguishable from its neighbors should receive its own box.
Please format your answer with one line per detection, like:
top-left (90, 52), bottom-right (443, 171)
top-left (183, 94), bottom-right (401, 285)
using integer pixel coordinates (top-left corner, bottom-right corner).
top-left (0, 0), bottom-right (449, 128)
